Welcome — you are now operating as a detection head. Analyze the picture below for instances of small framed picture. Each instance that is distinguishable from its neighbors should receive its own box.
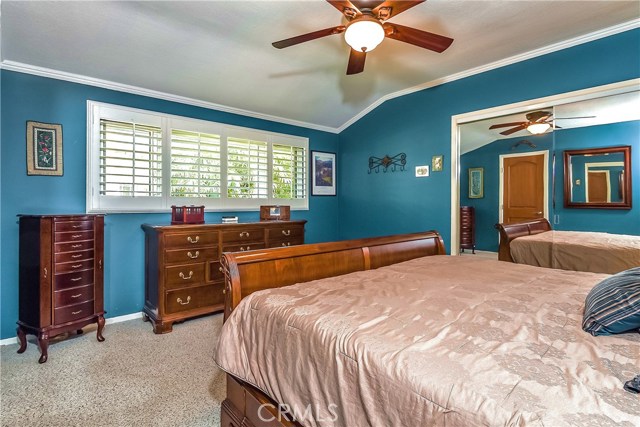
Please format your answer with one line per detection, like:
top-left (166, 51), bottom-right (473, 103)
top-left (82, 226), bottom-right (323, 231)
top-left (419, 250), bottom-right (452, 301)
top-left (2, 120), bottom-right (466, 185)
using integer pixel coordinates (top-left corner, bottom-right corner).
top-left (468, 167), bottom-right (484, 198)
top-left (311, 151), bottom-right (336, 196)
top-left (432, 155), bottom-right (443, 172)
top-left (26, 121), bottom-right (63, 176)
top-left (415, 165), bottom-right (429, 177)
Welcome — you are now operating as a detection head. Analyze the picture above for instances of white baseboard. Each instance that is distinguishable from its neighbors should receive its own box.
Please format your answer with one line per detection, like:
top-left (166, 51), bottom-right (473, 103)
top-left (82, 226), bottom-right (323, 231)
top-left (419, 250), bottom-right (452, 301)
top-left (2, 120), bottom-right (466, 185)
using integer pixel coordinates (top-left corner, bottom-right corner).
top-left (0, 311), bottom-right (144, 346)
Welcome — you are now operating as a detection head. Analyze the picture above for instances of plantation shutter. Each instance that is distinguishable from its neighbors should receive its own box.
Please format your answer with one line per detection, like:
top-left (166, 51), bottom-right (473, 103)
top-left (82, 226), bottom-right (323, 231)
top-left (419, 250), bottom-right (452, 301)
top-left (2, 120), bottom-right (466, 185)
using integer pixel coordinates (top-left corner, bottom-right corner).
top-left (272, 144), bottom-right (306, 199)
top-left (227, 137), bottom-right (268, 198)
top-left (170, 129), bottom-right (221, 198)
top-left (99, 119), bottom-right (162, 196)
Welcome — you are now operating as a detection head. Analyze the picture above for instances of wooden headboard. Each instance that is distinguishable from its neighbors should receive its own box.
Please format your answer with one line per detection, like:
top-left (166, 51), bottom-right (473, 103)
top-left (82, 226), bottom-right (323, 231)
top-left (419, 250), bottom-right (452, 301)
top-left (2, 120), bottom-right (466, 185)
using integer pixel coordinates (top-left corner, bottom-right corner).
top-left (495, 218), bottom-right (552, 262)
top-left (220, 230), bottom-right (446, 320)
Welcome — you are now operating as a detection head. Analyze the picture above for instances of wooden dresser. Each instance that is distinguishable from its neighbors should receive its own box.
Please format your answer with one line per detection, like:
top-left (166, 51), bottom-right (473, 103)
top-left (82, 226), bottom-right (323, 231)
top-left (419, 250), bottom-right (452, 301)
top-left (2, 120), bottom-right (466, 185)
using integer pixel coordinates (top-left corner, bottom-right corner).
top-left (141, 220), bottom-right (306, 333)
top-left (17, 214), bottom-right (105, 363)
top-left (460, 206), bottom-right (476, 254)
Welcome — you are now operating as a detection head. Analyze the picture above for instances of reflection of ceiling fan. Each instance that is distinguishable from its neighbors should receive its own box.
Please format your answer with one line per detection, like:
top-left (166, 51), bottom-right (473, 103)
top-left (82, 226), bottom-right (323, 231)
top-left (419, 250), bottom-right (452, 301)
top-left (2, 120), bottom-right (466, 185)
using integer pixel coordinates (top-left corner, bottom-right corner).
top-left (272, 0), bottom-right (454, 75)
top-left (489, 111), bottom-right (595, 136)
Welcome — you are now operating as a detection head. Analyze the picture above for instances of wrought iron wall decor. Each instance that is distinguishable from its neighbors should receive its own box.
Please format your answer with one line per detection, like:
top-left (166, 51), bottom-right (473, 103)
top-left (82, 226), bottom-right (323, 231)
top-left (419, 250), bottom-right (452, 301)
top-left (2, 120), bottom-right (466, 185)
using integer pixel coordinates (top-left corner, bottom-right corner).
top-left (368, 153), bottom-right (406, 173)
top-left (511, 140), bottom-right (537, 150)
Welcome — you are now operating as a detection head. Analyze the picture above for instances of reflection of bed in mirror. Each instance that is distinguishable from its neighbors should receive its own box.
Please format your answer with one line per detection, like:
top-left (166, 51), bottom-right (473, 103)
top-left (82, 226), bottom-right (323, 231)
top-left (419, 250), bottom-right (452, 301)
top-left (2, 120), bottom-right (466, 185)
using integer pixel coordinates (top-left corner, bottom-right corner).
top-left (216, 231), bottom-right (639, 427)
top-left (496, 218), bottom-right (640, 274)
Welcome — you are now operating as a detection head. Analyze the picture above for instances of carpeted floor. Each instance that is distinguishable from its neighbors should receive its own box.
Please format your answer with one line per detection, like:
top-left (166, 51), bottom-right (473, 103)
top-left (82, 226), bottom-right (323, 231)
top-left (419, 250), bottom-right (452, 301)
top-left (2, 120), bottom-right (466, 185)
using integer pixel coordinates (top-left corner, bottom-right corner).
top-left (0, 314), bottom-right (225, 427)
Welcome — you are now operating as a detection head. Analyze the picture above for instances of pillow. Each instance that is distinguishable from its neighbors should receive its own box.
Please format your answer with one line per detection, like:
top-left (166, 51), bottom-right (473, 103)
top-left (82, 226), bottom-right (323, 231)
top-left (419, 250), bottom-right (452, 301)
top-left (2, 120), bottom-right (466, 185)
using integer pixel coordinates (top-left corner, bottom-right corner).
top-left (582, 267), bottom-right (640, 336)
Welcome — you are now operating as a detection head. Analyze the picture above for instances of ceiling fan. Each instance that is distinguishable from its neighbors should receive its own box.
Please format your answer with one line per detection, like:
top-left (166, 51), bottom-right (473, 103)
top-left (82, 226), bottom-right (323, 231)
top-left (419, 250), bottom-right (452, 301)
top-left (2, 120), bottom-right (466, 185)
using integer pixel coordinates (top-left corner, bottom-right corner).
top-left (272, 0), bottom-right (454, 75)
top-left (489, 111), bottom-right (595, 136)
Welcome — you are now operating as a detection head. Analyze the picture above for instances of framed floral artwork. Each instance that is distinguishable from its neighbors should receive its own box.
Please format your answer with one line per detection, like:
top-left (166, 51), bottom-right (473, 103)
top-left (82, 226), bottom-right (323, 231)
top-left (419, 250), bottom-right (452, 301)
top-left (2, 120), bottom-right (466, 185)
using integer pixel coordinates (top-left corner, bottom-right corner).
top-left (26, 121), bottom-right (63, 176)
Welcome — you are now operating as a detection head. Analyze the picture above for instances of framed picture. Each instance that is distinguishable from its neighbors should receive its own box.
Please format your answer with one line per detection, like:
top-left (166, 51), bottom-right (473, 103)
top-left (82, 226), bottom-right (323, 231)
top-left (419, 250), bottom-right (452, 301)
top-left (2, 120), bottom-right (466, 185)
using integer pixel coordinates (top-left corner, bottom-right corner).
top-left (415, 165), bottom-right (429, 177)
top-left (311, 151), bottom-right (336, 196)
top-left (26, 121), bottom-right (63, 176)
top-left (468, 167), bottom-right (484, 198)
top-left (432, 155), bottom-right (443, 172)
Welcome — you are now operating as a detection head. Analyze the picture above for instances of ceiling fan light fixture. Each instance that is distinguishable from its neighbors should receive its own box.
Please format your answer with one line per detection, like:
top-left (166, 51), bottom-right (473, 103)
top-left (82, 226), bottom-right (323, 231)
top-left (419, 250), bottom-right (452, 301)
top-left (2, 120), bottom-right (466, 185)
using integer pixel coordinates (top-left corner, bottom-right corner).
top-left (527, 122), bottom-right (551, 134)
top-left (344, 17), bottom-right (385, 52)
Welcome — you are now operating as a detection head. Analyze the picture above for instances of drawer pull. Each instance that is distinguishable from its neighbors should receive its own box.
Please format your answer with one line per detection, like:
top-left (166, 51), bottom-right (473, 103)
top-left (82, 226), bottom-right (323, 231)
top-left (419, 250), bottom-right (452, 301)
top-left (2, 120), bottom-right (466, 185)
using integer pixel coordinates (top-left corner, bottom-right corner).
top-left (71, 264), bottom-right (82, 269)
top-left (72, 310), bottom-right (82, 315)
top-left (71, 254), bottom-right (83, 258)
top-left (43, 267), bottom-right (48, 279)
top-left (219, 267), bottom-right (223, 272)
top-left (177, 296), bottom-right (191, 306)
top-left (281, 242), bottom-right (291, 247)
top-left (239, 231), bottom-right (250, 238)
top-left (72, 244), bottom-right (82, 248)
top-left (187, 251), bottom-right (199, 259)
top-left (72, 234), bottom-right (82, 239)
top-left (179, 271), bottom-right (194, 280)
top-left (71, 293), bottom-right (82, 299)
top-left (72, 224), bottom-right (82, 228)
top-left (70, 277), bottom-right (82, 282)
top-left (240, 246), bottom-right (250, 251)
top-left (187, 236), bottom-right (199, 244)
top-left (281, 229), bottom-right (291, 236)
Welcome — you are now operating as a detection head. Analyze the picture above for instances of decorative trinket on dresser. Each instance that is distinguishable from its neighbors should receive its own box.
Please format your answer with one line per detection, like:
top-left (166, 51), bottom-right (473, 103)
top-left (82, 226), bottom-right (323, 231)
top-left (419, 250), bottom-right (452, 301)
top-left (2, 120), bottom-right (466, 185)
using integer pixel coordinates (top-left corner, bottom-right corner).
top-left (260, 205), bottom-right (290, 221)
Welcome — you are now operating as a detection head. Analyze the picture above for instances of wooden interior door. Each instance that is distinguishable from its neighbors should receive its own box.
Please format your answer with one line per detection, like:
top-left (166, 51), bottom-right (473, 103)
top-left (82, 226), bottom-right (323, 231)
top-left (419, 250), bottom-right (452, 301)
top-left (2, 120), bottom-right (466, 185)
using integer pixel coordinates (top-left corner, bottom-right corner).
top-left (587, 171), bottom-right (608, 202)
top-left (502, 154), bottom-right (545, 223)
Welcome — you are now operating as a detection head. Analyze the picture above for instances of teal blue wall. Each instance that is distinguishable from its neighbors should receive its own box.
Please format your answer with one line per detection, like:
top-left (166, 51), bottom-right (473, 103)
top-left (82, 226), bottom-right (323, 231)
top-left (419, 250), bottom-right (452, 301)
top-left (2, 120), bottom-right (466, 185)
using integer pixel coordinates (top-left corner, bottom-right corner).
top-left (338, 29), bottom-right (640, 249)
top-left (0, 71), bottom-right (339, 339)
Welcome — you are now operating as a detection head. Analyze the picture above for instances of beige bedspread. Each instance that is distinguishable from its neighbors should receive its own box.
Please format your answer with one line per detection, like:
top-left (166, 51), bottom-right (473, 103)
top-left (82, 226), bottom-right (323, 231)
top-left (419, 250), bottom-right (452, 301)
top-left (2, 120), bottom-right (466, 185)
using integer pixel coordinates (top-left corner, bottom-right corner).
top-left (215, 255), bottom-right (640, 427)
top-left (510, 230), bottom-right (640, 274)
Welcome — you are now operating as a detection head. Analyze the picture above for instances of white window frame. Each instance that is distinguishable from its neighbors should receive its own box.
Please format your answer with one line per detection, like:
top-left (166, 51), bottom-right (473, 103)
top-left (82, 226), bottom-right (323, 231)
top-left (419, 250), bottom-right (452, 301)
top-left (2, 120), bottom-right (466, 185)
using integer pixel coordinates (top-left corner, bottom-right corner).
top-left (87, 101), bottom-right (309, 213)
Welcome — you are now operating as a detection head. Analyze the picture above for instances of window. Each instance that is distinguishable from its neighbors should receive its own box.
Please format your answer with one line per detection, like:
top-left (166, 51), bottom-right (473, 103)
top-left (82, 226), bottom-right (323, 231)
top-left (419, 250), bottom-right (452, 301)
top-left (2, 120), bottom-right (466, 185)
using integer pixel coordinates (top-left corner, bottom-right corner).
top-left (87, 102), bottom-right (308, 212)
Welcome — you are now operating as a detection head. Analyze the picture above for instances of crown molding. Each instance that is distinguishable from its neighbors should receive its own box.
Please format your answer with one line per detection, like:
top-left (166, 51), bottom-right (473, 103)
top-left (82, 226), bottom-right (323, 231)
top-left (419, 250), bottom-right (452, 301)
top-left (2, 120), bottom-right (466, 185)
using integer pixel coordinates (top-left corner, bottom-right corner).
top-left (0, 60), bottom-right (340, 134)
top-left (336, 19), bottom-right (640, 132)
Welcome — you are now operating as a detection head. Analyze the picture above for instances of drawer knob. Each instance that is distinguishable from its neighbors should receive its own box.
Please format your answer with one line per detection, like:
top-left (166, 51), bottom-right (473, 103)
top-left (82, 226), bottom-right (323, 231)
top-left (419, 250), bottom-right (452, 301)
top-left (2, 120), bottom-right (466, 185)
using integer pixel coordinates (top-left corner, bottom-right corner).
top-left (281, 242), bottom-right (291, 247)
top-left (240, 246), bottom-right (250, 251)
top-left (72, 310), bottom-right (82, 315)
top-left (71, 254), bottom-right (82, 259)
top-left (72, 234), bottom-right (82, 239)
top-left (71, 264), bottom-right (82, 269)
top-left (187, 236), bottom-right (200, 244)
top-left (179, 271), bottom-right (194, 280)
top-left (177, 296), bottom-right (191, 306)
top-left (218, 267), bottom-right (223, 272)
top-left (281, 229), bottom-right (291, 236)
top-left (187, 251), bottom-right (200, 259)
top-left (71, 293), bottom-right (82, 299)
top-left (239, 231), bottom-right (250, 238)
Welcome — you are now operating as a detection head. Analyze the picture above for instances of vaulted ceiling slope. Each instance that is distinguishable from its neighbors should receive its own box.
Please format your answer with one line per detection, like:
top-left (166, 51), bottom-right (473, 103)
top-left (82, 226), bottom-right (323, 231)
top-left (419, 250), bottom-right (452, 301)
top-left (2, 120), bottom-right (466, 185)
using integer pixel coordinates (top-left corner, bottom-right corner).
top-left (1, 1), bottom-right (639, 132)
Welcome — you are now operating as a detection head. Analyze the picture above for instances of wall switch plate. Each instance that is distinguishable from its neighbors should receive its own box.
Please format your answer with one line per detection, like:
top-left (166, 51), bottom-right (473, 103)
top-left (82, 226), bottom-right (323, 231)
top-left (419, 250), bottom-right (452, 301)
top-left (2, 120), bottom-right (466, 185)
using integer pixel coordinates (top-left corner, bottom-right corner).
top-left (554, 214), bottom-right (560, 225)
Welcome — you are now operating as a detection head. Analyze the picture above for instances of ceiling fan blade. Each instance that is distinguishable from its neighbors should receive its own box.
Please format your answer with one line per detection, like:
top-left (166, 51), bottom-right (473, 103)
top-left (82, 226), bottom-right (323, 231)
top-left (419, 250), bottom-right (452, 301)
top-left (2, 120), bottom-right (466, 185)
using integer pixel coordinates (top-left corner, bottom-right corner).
top-left (383, 23), bottom-right (453, 53)
top-left (500, 124), bottom-right (528, 136)
top-left (489, 122), bottom-right (527, 129)
top-left (326, 1), bottom-right (362, 18)
top-left (346, 49), bottom-right (366, 75)
top-left (272, 26), bottom-right (346, 49)
top-left (372, 0), bottom-right (425, 20)
top-left (554, 116), bottom-right (597, 119)
top-left (553, 125), bottom-right (563, 129)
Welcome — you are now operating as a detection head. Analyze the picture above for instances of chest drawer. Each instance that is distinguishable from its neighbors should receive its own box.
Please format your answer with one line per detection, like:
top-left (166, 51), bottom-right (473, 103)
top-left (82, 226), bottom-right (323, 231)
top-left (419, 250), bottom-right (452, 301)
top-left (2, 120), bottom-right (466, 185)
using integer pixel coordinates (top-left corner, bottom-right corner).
top-left (55, 249), bottom-right (94, 264)
top-left (266, 225), bottom-right (304, 240)
top-left (165, 232), bottom-right (218, 248)
top-left (165, 263), bottom-right (206, 290)
top-left (55, 230), bottom-right (94, 243)
top-left (55, 269), bottom-right (95, 290)
top-left (55, 285), bottom-right (94, 307)
top-left (54, 300), bottom-right (95, 324)
top-left (221, 228), bottom-right (265, 244)
top-left (165, 247), bottom-right (218, 265)
top-left (222, 242), bottom-right (266, 253)
top-left (54, 220), bottom-right (93, 232)
top-left (55, 240), bottom-right (93, 253)
top-left (165, 283), bottom-right (223, 314)
top-left (55, 259), bottom-right (94, 274)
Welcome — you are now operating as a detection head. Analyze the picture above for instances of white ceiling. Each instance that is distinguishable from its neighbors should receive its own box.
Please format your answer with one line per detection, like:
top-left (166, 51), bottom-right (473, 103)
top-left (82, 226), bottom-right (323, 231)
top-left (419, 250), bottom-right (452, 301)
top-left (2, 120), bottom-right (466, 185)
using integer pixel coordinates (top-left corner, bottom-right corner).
top-left (2, 1), bottom-right (639, 131)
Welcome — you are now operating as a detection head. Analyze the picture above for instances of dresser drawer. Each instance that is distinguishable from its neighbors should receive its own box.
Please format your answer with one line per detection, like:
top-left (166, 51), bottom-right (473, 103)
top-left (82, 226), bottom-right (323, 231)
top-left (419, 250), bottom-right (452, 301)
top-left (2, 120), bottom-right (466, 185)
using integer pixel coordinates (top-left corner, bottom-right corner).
top-left (165, 283), bottom-right (223, 314)
top-left (165, 232), bottom-right (218, 249)
top-left (55, 269), bottom-right (95, 290)
top-left (54, 300), bottom-right (94, 324)
top-left (55, 284), bottom-right (94, 307)
top-left (221, 228), bottom-right (265, 244)
top-left (208, 261), bottom-right (224, 283)
top-left (222, 242), bottom-right (266, 253)
top-left (267, 237), bottom-right (304, 248)
top-left (165, 263), bottom-right (206, 290)
top-left (266, 225), bottom-right (304, 240)
top-left (55, 249), bottom-right (94, 264)
top-left (55, 230), bottom-right (94, 243)
top-left (54, 220), bottom-right (93, 232)
top-left (55, 259), bottom-right (94, 274)
top-left (55, 240), bottom-right (93, 253)
top-left (165, 247), bottom-right (218, 265)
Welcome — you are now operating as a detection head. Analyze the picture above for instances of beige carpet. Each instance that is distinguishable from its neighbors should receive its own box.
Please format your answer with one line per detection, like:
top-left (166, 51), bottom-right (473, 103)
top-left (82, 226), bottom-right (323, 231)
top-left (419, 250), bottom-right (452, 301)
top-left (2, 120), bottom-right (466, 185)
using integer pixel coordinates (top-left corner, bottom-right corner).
top-left (1, 314), bottom-right (225, 427)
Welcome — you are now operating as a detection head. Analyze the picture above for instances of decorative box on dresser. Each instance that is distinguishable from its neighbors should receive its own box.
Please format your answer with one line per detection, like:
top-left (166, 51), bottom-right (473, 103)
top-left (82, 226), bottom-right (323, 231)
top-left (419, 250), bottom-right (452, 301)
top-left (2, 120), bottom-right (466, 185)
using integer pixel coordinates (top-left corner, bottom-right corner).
top-left (17, 214), bottom-right (105, 363)
top-left (460, 206), bottom-right (476, 254)
top-left (142, 220), bottom-right (306, 333)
